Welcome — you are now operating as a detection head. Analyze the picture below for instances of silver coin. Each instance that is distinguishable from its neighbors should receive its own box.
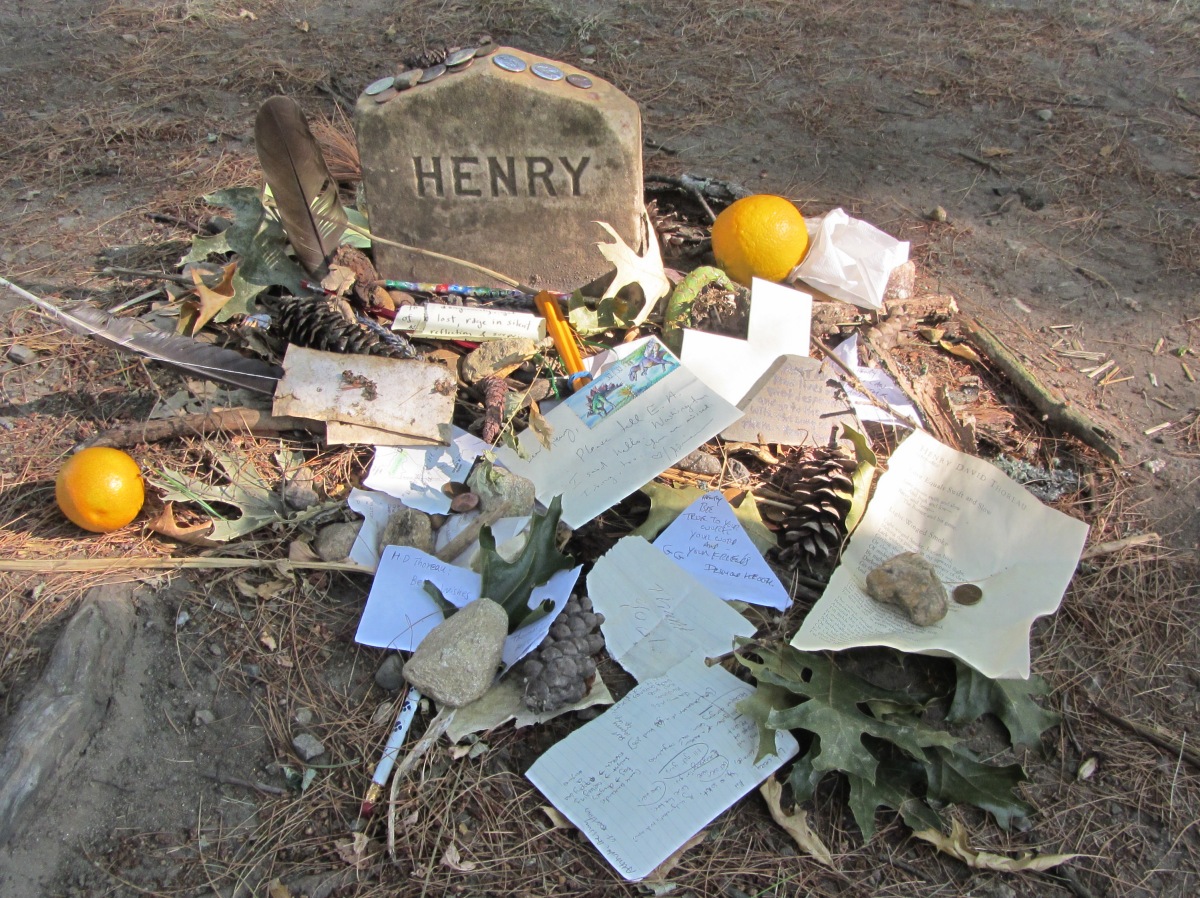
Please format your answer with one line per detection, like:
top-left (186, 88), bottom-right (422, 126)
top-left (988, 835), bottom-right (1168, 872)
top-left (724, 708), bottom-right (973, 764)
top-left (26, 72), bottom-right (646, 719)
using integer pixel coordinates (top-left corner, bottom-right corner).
top-left (446, 57), bottom-right (473, 74)
top-left (394, 69), bottom-right (423, 90)
top-left (445, 47), bottom-right (477, 67)
top-left (364, 75), bottom-right (395, 96)
top-left (418, 63), bottom-right (447, 84)
top-left (566, 73), bottom-right (593, 89)
top-left (474, 42), bottom-right (497, 58)
top-left (372, 87), bottom-right (398, 104)
top-left (953, 584), bottom-right (984, 606)
top-left (531, 63), bottom-right (564, 81)
top-left (493, 53), bottom-right (527, 73)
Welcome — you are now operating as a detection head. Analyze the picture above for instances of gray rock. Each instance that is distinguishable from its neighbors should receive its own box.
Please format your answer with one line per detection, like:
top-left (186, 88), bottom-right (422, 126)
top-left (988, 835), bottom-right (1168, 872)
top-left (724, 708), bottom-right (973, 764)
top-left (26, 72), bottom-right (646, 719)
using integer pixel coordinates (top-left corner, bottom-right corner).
top-left (193, 709), bottom-right (216, 727)
top-left (381, 505), bottom-right (435, 554)
top-left (283, 467), bottom-right (320, 510)
top-left (677, 450), bottom-right (722, 476)
top-left (865, 552), bottom-right (948, 626)
top-left (460, 337), bottom-right (541, 383)
top-left (5, 344), bottom-right (36, 365)
top-left (291, 733), bottom-right (326, 762)
top-left (314, 521), bottom-right (362, 562)
top-left (466, 463), bottom-right (535, 516)
top-left (402, 598), bottom-right (507, 707)
top-left (293, 708), bottom-right (313, 727)
top-left (375, 653), bottom-right (406, 691)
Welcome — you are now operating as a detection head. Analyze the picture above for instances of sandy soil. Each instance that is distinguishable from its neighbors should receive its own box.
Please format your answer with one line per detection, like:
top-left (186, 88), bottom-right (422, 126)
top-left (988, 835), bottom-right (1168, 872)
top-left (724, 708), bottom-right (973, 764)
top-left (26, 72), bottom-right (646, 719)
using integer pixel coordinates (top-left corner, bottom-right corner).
top-left (0, 1), bottom-right (1197, 897)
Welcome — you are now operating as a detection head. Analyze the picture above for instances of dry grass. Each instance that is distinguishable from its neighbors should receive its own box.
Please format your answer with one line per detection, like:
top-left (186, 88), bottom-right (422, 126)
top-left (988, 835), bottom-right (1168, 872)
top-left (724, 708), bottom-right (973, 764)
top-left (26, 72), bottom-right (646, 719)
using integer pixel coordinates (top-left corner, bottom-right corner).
top-left (1, 0), bottom-right (1199, 895)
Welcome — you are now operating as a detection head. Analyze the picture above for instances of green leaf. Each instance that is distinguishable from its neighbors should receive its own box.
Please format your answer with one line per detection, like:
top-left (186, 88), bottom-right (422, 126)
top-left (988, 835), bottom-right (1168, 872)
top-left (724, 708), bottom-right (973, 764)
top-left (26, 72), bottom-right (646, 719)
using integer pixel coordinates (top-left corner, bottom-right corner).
top-left (479, 495), bottom-right (574, 631)
top-left (661, 265), bottom-right (739, 354)
top-left (182, 187), bottom-right (305, 320)
top-left (736, 681), bottom-right (800, 764)
top-left (846, 752), bottom-right (944, 839)
top-left (153, 449), bottom-right (290, 542)
top-left (922, 745), bottom-right (1030, 831)
top-left (841, 425), bottom-right (877, 535)
top-left (948, 662), bottom-right (1060, 750)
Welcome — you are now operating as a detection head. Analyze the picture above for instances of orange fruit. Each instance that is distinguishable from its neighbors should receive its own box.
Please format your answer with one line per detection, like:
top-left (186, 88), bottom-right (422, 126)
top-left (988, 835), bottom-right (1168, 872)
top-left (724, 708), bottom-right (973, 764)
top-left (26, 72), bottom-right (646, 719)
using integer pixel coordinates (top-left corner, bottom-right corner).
top-left (55, 447), bottom-right (145, 533)
top-left (710, 194), bottom-right (810, 286)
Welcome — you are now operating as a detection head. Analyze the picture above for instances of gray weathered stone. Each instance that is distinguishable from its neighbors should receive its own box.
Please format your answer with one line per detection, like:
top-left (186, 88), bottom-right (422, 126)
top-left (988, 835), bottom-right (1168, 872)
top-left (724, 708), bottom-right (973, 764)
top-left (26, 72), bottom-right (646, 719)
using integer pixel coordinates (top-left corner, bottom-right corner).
top-left (315, 520), bottom-right (362, 561)
top-left (355, 47), bottom-right (645, 291)
top-left (0, 584), bottom-right (135, 847)
top-left (865, 552), bottom-right (948, 626)
top-left (292, 733), bottom-right (327, 762)
top-left (402, 598), bottom-right (507, 707)
top-left (374, 653), bottom-right (406, 692)
top-left (5, 344), bottom-right (36, 365)
top-left (283, 466), bottom-right (320, 510)
top-left (380, 505), bottom-right (435, 554)
top-left (466, 462), bottom-right (535, 516)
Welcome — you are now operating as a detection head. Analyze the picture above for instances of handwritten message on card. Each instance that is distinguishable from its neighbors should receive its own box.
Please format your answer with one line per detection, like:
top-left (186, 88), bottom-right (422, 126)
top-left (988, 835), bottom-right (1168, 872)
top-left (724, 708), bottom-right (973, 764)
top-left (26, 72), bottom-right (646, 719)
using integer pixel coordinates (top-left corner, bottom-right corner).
top-left (721, 355), bottom-right (856, 446)
top-left (792, 430), bottom-right (1089, 678)
top-left (527, 660), bottom-right (798, 881)
top-left (497, 339), bottom-right (742, 529)
top-left (653, 491), bottom-right (791, 610)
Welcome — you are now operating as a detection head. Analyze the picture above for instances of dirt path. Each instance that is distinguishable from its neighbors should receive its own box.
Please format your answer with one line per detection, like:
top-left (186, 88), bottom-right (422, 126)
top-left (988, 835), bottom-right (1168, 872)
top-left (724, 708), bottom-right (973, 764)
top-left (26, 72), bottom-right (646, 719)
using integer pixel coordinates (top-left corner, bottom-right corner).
top-left (1, 2), bottom-right (1197, 896)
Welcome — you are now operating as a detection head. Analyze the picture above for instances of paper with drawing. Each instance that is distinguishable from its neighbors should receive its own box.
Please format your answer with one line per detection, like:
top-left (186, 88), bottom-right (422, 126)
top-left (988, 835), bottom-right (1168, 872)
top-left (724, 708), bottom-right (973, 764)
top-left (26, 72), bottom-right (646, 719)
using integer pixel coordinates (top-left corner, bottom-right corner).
top-left (652, 491), bottom-right (791, 610)
top-left (791, 430), bottom-right (1089, 678)
top-left (496, 338), bottom-right (741, 529)
top-left (527, 660), bottom-right (798, 881)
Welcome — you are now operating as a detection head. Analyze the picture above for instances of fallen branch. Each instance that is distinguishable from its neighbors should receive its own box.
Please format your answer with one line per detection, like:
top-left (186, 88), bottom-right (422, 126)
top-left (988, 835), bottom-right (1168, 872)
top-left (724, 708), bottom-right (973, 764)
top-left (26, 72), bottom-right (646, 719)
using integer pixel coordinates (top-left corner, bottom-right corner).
top-left (387, 705), bottom-right (456, 864)
top-left (959, 316), bottom-right (1122, 463)
top-left (1093, 704), bottom-right (1200, 770)
top-left (77, 408), bottom-right (315, 450)
top-left (200, 771), bottom-right (288, 796)
top-left (0, 557), bottom-right (369, 574)
top-left (1079, 532), bottom-right (1160, 560)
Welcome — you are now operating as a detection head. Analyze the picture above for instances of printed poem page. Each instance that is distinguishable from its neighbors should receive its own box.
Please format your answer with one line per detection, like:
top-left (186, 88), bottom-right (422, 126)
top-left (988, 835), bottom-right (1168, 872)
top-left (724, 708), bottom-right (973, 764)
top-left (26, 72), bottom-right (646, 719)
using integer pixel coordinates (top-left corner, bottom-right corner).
top-left (791, 430), bottom-right (1089, 678)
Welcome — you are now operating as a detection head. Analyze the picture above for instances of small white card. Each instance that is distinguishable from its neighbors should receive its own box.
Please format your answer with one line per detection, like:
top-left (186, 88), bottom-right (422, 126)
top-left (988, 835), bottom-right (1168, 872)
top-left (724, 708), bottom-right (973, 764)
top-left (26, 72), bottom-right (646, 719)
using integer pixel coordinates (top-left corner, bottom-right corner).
top-left (653, 490), bottom-right (791, 610)
top-left (363, 427), bottom-right (490, 514)
top-left (496, 339), bottom-right (741, 529)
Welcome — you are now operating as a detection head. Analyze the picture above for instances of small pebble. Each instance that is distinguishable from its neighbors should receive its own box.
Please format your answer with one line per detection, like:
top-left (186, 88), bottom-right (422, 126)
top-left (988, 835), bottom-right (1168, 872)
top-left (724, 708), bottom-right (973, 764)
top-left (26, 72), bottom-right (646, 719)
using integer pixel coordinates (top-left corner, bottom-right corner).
top-left (6, 344), bottom-right (36, 365)
top-left (193, 709), bottom-right (216, 727)
top-left (293, 708), bottom-right (313, 726)
top-left (292, 733), bottom-right (326, 762)
top-left (1036, 108), bottom-right (1053, 121)
top-left (375, 653), bottom-right (406, 691)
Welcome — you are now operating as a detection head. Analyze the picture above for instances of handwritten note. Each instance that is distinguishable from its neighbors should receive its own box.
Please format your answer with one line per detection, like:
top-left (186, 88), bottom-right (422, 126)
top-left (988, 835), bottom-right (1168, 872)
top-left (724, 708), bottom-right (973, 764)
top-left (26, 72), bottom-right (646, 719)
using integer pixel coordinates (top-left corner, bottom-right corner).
top-left (721, 354), bottom-right (856, 446)
top-left (681, 278), bottom-right (812, 405)
top-left (588, 536), bottom-right (756, 681)
top-left (653, 491), bottom-right (791, 610)
top-left (363, 427), bottom-right (489, 514)
top-left (496, 339), bottom-right (742, 529)
top-left (791, 430), bottom-right (1089, 678)
top-left (355, 545), bottom-right (580, 672)
top-left (392, 303), bottom-right (546, 341)
top-left (527, 660), bottom-right (798, 881)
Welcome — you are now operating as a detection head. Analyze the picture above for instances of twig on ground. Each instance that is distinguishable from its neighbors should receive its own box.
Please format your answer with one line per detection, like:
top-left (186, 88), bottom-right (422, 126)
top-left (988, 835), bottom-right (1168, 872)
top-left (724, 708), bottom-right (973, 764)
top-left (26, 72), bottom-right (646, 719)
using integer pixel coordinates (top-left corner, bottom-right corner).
top-left (387, 705), bottom-right (456, 865)
top-left (1093, 704), bottom-right (1200, 770)
top-left (201, 771), bottom-right (287, 796)
top-left (1079, 532), bottom-right (1160, 560)
top-left (77, 408), bottom-right (315, 450)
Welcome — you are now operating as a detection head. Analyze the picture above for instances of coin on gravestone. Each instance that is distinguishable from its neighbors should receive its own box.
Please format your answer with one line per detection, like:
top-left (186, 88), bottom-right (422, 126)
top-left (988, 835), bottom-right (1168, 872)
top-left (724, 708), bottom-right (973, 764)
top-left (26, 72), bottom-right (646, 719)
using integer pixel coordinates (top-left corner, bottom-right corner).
top-left (953, 584), bottom-right (983, 606)
top-left (419, 64), bottom-right (447, 84)
top-left (492, 53), bottom-right (526, 72)
top-left (566, 73), bottom-right (593, 89)
top-left (445, 47), bottom-right (476, 67)
top-left (531, 63), bottom-right (564, 81)
top-left (372, 87), bottom-right (398, 104)
top-left (474, 42), bottom-right (497, 57)
top-left (364, 75), bottom-right (395, 96)
top-left (447, 58), bottom-right (473, 74)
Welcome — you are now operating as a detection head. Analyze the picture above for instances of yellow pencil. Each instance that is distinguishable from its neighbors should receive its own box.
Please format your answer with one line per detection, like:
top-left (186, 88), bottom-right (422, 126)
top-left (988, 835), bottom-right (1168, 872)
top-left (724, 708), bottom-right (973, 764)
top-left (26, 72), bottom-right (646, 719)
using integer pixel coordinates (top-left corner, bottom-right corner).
top-left (534, 291), bottom-right (590, 389)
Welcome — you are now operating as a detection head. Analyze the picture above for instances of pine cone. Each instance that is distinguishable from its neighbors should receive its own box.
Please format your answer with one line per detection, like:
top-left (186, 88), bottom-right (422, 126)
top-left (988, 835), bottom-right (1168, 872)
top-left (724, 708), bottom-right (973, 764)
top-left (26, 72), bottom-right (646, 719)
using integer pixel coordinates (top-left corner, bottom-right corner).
top-left (517, 595), bottom-right (605, 713)
top-left (770, 443), bottom-right (857, 569)
top-left (271, 295), bottom-right (416, 358)
top-left (403, 47), bottom-right (448, 69)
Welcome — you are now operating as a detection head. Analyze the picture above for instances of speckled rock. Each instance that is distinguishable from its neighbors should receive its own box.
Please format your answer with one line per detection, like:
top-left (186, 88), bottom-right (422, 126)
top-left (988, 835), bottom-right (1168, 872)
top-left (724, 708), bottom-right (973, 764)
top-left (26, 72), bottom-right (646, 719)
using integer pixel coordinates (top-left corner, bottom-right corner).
top-left (865, 552), bottom-right (948, 626)
top-left (402, 598), bottom-right (507, 707)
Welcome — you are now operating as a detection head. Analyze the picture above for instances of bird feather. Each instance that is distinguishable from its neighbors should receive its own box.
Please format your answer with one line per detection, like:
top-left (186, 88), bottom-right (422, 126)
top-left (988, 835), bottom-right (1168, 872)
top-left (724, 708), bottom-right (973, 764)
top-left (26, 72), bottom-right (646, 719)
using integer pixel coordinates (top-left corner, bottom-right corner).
top-left (254, 96), bottom-right (348, 277)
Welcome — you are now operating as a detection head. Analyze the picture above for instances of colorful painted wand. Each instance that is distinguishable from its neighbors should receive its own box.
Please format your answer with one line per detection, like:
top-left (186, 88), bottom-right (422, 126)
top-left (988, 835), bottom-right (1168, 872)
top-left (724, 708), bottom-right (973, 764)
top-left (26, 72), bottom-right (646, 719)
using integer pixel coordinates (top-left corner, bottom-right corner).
top-left (359, 684), bottom-right (421, 817)
top-left (382, 280), bottom-right (532, 303)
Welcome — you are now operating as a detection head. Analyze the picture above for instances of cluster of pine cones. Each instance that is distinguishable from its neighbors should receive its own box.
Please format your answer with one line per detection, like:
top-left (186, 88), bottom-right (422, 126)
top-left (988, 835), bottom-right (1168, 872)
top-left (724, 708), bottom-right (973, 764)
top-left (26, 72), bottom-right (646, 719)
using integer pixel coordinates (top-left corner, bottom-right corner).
top-left (516, 595), bottom-right (605, 713)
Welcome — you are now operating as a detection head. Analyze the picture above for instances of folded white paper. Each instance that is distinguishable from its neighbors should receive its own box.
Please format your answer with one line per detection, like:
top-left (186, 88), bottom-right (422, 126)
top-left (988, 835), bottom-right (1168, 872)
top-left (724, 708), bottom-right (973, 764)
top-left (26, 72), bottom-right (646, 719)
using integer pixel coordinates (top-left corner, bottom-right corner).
top-left (793, 209), bottom-right (909, 311)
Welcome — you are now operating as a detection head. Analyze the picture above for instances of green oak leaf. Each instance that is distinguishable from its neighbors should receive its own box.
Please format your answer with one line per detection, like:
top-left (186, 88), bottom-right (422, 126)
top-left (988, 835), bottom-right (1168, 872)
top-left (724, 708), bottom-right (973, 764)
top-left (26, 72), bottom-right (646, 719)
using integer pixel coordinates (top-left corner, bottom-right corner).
top-left (922, 744), bottom-right (1031, 831)
top-left (479, 495), bottom-right (574, 631)
top-left (153, 449), bottom-right (289, 542)
top-left (948, 661), bottom-right (1061, 750)
top-left (736, 681), bottom-right (801, 764)
top-left (841, 425), bottom-right (877, 535)
top-left (846, 752), bottom-right (944, 839)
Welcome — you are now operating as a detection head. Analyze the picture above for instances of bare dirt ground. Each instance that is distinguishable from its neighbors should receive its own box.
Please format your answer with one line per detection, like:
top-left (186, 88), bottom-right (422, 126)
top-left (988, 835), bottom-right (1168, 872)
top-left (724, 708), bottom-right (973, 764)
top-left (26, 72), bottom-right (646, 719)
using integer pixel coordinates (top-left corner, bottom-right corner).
top-left (0, 1), bottom-right (1197, 897)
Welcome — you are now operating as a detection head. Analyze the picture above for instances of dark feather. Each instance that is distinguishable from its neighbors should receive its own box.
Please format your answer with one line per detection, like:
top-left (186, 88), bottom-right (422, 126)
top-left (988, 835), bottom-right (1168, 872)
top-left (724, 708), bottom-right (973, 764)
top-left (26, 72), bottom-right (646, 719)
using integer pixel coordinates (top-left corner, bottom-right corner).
top-left (27, 292), bottom-right (281, 394)
top-left (254, 96), bottom-right (348, 277)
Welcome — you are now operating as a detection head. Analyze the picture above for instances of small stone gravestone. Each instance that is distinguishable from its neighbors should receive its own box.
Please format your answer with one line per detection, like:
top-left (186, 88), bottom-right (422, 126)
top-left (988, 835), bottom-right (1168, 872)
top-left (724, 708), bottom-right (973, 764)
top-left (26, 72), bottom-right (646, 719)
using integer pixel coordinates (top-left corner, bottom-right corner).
top-left (721, 354), bottom-right (857, 446)
top-left (355, 46), bottom-right (645, 291)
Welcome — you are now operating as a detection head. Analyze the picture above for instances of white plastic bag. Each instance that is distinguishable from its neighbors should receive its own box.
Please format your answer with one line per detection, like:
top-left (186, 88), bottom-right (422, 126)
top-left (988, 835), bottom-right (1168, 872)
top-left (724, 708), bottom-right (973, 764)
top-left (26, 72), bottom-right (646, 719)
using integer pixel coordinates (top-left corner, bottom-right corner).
top-left (792, 208), bottom-right (909, 310)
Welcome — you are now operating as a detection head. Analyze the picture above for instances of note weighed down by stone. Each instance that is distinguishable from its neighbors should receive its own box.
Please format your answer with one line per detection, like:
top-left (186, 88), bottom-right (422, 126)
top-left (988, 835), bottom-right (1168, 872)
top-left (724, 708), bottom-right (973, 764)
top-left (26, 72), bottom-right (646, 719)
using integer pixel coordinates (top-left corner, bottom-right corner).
top-left (355, 47), bottom-right (645, 291)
